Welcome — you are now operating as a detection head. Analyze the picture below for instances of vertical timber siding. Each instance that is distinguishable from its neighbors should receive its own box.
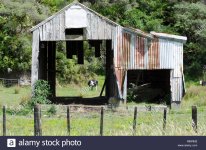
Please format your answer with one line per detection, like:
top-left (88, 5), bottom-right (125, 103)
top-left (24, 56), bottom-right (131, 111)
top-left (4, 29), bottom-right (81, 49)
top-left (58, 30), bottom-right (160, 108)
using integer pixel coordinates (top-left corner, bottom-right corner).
top-left (31, 29), bottom-right (40, 90)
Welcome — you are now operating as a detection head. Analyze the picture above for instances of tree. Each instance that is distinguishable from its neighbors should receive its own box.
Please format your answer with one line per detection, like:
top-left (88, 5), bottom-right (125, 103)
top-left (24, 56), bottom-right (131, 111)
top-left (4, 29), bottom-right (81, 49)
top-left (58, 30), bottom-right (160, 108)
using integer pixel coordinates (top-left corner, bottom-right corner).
top-left (172, 2), bottom-right (206, 77)
top-left (0, 0), bottom-right (50, 72)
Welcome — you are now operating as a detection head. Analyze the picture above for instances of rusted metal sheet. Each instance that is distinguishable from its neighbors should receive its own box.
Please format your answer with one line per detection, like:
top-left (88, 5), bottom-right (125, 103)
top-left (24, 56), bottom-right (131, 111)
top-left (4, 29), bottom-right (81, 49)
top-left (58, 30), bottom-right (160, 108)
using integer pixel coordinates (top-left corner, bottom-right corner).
top-left (148, 37), bottom-right (160, 69)
top-left (122, 32), bottom-right (131, 69)
top-left (114, 68), bottom-right (125, 95)
top-left (115, 26), bottom-right (123, 68)
top-left (115, 32), bottom-right (184, 71)
top-left (135, 36), bottom-right (145, 69)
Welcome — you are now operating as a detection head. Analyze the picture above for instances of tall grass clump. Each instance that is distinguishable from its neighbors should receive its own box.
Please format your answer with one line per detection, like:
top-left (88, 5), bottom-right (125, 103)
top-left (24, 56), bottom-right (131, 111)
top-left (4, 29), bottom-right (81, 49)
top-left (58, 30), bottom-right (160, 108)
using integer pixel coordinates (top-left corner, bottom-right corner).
top-left (47, 105), bottom-right (57, 116)
top-left (182, 85), bottom-right (206, 108)
top-left (14, 85), bottom-right (20, 94)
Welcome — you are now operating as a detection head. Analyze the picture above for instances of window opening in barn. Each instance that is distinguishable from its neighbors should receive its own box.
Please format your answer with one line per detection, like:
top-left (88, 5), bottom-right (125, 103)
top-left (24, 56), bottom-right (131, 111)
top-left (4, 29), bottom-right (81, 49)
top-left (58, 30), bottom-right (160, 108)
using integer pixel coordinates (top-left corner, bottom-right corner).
top-left (65, 28), bottom-right (84, 40)
top-left (65, 28), bottom-right (84, 35)
top-left (127, 70), bottom-right (171, 105)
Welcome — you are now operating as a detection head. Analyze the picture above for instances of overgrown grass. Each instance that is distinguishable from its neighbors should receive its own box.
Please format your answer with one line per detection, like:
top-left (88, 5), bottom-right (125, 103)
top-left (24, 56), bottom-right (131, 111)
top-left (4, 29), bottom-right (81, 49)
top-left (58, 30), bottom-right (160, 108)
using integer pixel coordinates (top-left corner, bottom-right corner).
top-left (0, 85), bottom-right (31, 106)
top-left (0, 76), bottom-right (105, 106)
top-left (56, 75), bottom-right (105, 97)
top-left (181, 84), bottom-right (206, 108)
top-left (0, 79), bottom-right (206, 136)
top-left (0, 108), bottom-right (205, 136)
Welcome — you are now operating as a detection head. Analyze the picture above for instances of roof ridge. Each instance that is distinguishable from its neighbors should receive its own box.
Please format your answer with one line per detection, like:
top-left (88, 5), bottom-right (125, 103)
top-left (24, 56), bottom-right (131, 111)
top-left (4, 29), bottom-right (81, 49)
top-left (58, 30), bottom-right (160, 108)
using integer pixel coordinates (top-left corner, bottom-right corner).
top-left (30, 2), bottom-right (119, 32)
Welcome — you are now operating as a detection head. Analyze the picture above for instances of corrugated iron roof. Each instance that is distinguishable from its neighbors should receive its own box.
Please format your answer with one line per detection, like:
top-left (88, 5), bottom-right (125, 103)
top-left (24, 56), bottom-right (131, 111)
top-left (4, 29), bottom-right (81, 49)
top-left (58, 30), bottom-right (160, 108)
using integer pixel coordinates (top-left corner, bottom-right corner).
top-left (150, 31), bottom-right (187, 42)
top-left (123, 27), bottom-right (153, 39)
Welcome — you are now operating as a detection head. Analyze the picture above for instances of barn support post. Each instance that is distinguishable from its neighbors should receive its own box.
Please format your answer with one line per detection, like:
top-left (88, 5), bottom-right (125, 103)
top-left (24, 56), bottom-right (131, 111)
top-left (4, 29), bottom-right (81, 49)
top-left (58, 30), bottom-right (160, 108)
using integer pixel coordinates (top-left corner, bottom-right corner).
top-left (77, 41), bottom-right (84, 64)
top-left (39, 41), bottom-right (48, 80)
top-left (122, 71), bottom-right (127, 104)
top-left (106, 40), bottom-right (113, 99)
top-left (66, 41), bottom-right (73, 59)
top-left (170, 70), bottom-right (182, 109)
top-left (48, 41), bottom-right (56, 97)
top-left (31, 29), bottom-right (40, 95)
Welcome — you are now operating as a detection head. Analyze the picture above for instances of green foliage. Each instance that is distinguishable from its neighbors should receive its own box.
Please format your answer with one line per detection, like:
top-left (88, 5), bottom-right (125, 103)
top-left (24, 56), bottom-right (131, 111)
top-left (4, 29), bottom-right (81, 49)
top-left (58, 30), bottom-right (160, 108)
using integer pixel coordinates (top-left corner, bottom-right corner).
top-left (31, 80), bottom-right (51, 106)
top-left (0, 0), bottom-right (50, 73)
top-left (47, 105), bottom-right (57, 116)
top-left (91, 0), bottom-right (169, 32)
top-left (56, 41), bottom-right (104, 85)
top-left (6, 105), bottom-right (32, 116)
top-left (172, 2), bottom-right (206, 78)
top-left (41, 0), bottom-right (73, 12)
top-left (0, 0), bottom-right (206, 80)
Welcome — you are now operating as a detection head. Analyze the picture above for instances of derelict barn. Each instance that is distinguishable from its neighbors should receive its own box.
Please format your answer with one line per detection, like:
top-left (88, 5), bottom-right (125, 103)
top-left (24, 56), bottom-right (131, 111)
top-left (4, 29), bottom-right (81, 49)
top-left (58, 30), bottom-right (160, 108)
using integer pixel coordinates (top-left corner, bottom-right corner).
top-left (30, 2), bottom-right (187, 107)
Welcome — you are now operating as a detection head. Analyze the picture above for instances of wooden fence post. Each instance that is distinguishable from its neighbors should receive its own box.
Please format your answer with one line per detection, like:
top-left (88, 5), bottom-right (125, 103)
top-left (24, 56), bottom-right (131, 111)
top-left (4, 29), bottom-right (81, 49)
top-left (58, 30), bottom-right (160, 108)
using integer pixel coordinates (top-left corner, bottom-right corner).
top-left (192, 106), bottom-right (197, 133)
top-left (34, 105), bottom-right (42, 136)
top-left (100, 107), bottom-right (104, 136)
top-left (3, 106), bottom-right (6, 136)
top-left (163, 108), bottom-right (167, 131)
top-left (67, 106), bottom-right (70, 135)
top-left (133, 107), bottom-right (137, 136)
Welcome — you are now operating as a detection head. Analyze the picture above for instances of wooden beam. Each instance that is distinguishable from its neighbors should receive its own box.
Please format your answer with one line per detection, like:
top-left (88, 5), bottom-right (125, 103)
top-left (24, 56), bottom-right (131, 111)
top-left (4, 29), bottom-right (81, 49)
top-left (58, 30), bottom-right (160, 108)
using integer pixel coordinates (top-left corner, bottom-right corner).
top-left (99, 78), bottom-right (106, 97)
top-left (77, 41), bottom-right (84, 64)
top-left (123, 71), bottom-right (127, 104)
top-left (66, 41), bottom-right (73, 59)
top-left (106, 40), bottom-right (112, 99)
top-left (48, 41), bottom-right (56, 97)
top-left (38, 41), bottom-right (48, 80)
top-left (89, 40), bottom-right (102, 57)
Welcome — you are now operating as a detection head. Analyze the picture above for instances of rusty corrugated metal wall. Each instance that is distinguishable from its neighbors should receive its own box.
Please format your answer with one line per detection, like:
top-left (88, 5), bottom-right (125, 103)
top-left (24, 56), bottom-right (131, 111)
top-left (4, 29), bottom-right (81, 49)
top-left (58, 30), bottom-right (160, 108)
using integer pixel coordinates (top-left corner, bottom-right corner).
top-left (113, 29), bottom-right (185, 102)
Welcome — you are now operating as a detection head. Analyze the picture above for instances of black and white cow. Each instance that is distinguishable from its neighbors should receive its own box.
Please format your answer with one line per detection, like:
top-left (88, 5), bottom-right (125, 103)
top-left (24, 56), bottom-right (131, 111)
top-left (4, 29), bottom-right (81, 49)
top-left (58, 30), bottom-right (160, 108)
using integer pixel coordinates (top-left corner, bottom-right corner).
top-left (88, 80), bottom-right (98, 91)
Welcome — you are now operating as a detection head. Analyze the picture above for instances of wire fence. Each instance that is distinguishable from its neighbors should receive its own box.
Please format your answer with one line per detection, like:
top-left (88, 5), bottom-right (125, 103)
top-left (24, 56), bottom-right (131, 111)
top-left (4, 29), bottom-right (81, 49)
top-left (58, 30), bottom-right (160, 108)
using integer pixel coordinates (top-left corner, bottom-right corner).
top-left (0, 78), bottom-right (31, 87)
top-left (0, 105), bottom-right (205, 136)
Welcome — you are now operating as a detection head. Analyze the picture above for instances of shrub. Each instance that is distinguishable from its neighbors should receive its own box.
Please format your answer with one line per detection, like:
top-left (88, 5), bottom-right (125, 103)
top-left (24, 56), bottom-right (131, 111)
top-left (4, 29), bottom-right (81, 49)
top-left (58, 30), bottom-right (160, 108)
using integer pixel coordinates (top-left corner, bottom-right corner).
top-left (31, 80), bottom-right (51, 106)
top-left (47, 105), bottom-right (57, 116)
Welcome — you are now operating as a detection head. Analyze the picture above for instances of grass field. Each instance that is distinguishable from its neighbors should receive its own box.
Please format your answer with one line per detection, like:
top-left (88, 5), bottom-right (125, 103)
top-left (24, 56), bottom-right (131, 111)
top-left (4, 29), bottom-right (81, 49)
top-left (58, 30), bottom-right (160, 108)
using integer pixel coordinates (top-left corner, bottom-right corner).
top-left (0, 107), bottom-right (205, 136)
top-left (0, 76), bottom-right (105, 106)
top-left (56, 75), bottom-right (105, 97)
top-left (0, 79), bottom-right (206, 136)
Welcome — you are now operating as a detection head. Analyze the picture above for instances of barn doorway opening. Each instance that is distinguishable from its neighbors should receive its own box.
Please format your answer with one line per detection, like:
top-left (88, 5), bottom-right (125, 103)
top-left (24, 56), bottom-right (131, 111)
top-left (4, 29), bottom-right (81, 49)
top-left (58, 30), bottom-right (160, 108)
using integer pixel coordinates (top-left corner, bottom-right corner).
top-left (127, 69), bottom-right (171, 105)
top-left (56, 40), bottom-right (106, 97)
top-left (38, 39), bottom-right (113, 105)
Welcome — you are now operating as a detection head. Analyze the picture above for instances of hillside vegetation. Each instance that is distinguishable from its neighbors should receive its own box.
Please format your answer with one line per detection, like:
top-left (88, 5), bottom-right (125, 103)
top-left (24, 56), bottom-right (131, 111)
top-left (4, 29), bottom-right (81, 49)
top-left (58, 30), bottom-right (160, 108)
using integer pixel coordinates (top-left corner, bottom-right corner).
top-left (0, 0), bottom-right (206, 82)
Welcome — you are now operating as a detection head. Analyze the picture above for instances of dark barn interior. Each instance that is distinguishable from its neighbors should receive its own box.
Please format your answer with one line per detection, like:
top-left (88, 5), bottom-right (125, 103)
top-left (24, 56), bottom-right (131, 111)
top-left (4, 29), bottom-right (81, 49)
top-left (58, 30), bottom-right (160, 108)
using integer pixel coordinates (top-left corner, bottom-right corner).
top-left (38, 28), bottom-right (114, 105)
top-left (127, 70), bottom-right (171, 105)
